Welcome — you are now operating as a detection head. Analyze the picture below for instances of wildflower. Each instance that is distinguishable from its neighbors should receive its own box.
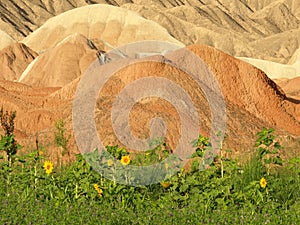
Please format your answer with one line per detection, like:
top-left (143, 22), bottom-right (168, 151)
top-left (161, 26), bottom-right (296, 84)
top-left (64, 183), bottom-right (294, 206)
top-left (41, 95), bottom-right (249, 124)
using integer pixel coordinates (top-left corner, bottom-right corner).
top-left (107, 159), bottom-right (114, 167)
top-left (160, 182), bottom-right (171, 188)
top-left (146, 152), bottom-right (151, 156)
top-left (43, 161), bottom-right (54, 175)
top-left (165, 163), bottom-right (169, 170)
top-left (39, 150), bottom-right (43, 156)
top-left (120, 155), bottom-right (130, 165)
top-left (260, 177), bottom-right (267, 188)
top-left (93, 184), bottom-right (103, 197)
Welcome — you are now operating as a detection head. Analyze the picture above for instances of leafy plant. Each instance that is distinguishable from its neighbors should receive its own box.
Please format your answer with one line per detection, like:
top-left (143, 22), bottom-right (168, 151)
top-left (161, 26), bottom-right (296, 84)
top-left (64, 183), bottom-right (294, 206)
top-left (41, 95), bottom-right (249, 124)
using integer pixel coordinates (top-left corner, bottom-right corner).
top-left (131, 137), bottom-right (171, 167)
top-left (54, 119), bottom-right (70, 155)
top-left (106, 145), bottom-right (129, 160)
top-left (0, 107), bottom-right (22, 166)
top-left (191, 134), bottom-right (210, 158)
top-left (54, 119), bottom-right (71, 167)
top-left (254, 127), bottom-right (283, 174)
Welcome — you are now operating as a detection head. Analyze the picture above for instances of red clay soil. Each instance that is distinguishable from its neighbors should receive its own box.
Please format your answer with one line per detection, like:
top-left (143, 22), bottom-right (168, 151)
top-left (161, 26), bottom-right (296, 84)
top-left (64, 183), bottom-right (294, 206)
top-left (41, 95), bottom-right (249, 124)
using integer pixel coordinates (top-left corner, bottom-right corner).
top-left (1, 44), bottom-right (300, 162)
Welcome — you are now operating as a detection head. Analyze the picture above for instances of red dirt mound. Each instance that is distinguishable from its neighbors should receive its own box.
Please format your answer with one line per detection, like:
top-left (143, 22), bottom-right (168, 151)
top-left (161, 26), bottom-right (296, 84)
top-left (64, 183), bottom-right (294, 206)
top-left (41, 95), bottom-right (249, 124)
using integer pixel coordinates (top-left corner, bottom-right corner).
top-left (1, 44), bottom-right (300, 162)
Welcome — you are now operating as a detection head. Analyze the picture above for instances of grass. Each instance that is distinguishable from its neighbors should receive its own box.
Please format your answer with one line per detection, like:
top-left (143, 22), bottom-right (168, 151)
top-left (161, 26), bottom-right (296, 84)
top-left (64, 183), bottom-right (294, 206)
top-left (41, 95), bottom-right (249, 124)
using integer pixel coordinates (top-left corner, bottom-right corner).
top-left (1, 198), bottom-right (299, 224)
top-left (0, 128), bottom-right (300, 224)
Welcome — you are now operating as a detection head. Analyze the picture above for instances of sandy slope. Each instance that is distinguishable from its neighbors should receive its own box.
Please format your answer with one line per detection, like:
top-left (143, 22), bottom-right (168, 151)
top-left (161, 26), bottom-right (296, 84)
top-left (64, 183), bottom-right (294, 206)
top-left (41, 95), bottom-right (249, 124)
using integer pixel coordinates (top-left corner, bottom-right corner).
top-left (238, 57), bottom-right (300, 79)
top-left (121, 0), bottom-right (300, 63)
top-left (275, 77), bottom-right (300, 98)
top-left (289, 47), bottom-right (300, 64)
top-left (19, 34), bottom-right (98, 87)
top-left (0, 0), bottom-right (99, 40)
top-left (21, 4), bottom-right (183, 53)
top-left (245, 0), bottom-right (300, 14)
top-left (0, 30), bottom-right (15, 50)
top-left (1, 1), bottom-right (299, 63)
top-left (0, 79), bottom-right (60, 132)
top-left (238, 46), bottom-right (300, 81)
top-left (0, 43), bottom-right (37, 81)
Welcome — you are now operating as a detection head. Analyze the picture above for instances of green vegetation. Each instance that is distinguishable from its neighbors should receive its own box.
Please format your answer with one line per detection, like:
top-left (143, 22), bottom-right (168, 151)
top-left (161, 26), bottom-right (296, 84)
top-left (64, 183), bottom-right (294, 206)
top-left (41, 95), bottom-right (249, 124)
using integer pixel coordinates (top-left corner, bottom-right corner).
top-left (0, 107), bottom-right (22, 167)
top-left (0, 112), bottom-right (299, 224)
top-left (54, 118), bottom-right (71, 168)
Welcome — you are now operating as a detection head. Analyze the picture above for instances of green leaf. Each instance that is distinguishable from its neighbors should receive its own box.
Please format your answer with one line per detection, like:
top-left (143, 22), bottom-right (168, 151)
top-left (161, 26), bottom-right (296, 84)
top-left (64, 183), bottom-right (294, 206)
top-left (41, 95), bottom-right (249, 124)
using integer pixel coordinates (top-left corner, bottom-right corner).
top-left (179, 184), bottom-right (189, 193)
top-left (288, 157), bottom-right (300, 165)
top-left (273, 156), bottom-right (283, 165)
top-left (264, 158), bottom-right (272, 164)
top-left (271, 149), bottom-right (278, 154)
top-left (274, 142), bottom-right (281, 149)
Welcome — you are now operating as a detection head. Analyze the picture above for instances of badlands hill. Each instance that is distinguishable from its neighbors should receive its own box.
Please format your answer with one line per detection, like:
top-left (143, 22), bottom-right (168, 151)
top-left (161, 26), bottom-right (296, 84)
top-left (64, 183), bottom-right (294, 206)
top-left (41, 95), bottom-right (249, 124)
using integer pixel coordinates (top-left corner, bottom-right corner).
top-left (0, 43), bottom-right (37, 81)
top-left (21, 4), bottom-right (183, 53)
top-left (1, 0), bottom-right (300, 63)
top-left (0, 3), bottom-right (300, 161)
top-left (19, 34), bottom-right (98, 87)
top-left (87, 44), bottom-right (300, 156)
top-left (17, 4), bottom-right (182, 87)
top-left (0, 79), bottom-right (60, 133)
top-left (0, 0), bottom-right (103, 40)
top-left (121, 0), bottom-right (300, 63)
top-left (2, 43), bottom-right (300, 159)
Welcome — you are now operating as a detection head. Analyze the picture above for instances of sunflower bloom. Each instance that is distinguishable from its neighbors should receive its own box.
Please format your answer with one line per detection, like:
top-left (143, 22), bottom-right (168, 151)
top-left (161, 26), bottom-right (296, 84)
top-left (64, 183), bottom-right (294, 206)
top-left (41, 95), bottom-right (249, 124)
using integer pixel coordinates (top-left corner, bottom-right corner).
top-left (43, 161), bottom-right (54, 175)
top-left (260, 177), bottom-right (267, 188)
top-left (120, 155), bottom-right (130, 165)
top-left (93, 184), bottom-right (103, 197)
top-left (160, 182), bottom-right (171, 188)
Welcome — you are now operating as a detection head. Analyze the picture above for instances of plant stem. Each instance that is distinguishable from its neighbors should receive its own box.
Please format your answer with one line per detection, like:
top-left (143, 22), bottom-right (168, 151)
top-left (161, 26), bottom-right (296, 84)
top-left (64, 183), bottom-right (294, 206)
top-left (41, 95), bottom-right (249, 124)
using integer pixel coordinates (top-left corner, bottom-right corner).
top-left (75, 183), bottom-right (78, 199)
top-left (220, 141), bottom-right (224, 179)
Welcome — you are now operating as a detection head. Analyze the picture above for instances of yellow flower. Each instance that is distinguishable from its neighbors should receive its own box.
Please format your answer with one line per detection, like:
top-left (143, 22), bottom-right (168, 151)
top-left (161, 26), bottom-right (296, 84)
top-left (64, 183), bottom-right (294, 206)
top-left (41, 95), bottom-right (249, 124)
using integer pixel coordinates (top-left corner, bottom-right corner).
top-left (160, 182), bottom-right (171, 188)
top-left (107, 159), bottom-right (114, 167)
top-left (165, 163), bottom-right (169, 170)
top-left (43, 161), bottom-right (54, 175)
top-left (120, 155), bottom-right (130, 166)
top-left (146, 152), bottom-right (151, 156)
top-left (93, 183), bottom-right (99, 191)
top-left (260, 177), bottom-right (267, 188)
top-left (93, 184), bottom-right (103, 197)
top-left (38, 150), bottom-right (43, 156)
